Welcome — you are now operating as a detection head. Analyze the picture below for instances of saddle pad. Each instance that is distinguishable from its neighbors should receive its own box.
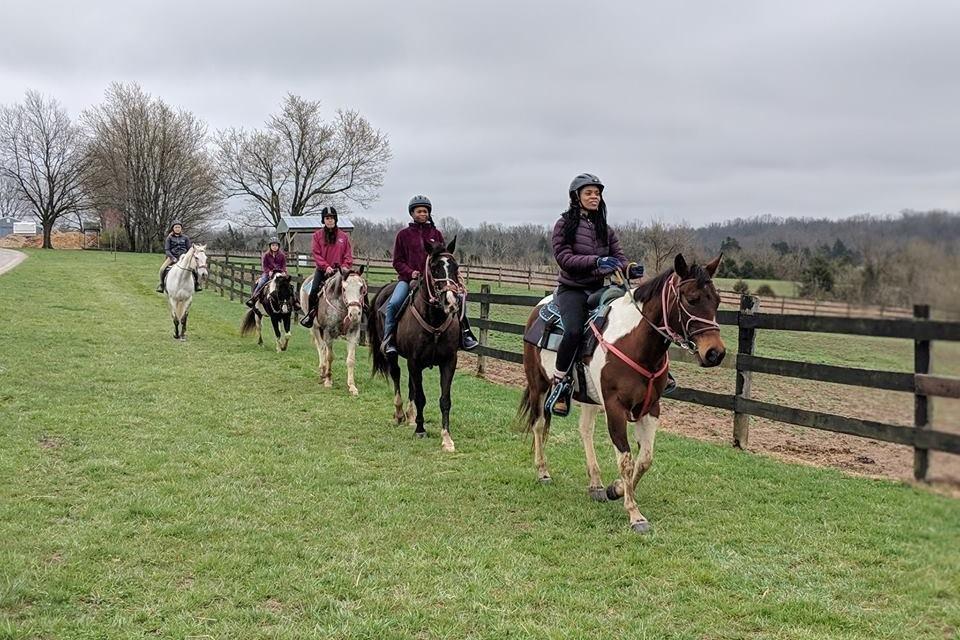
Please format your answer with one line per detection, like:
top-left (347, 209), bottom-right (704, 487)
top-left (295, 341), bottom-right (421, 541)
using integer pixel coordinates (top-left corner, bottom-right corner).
top-left (523, 287), bottom-right (628, 355)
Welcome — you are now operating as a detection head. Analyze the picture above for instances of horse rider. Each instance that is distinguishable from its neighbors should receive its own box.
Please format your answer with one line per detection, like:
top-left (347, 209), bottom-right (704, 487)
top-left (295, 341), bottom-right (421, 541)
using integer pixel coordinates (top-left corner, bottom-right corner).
top-left (300, 207), bottom-right (354, 328)
top-left (543, 173), bottom-right (648, 417)
top-left (157, 219), bottom-right (200, 293)
top-left (380, 194), bottom-right (479, 355)
top-left (246, 236), bottom-right (301, 311)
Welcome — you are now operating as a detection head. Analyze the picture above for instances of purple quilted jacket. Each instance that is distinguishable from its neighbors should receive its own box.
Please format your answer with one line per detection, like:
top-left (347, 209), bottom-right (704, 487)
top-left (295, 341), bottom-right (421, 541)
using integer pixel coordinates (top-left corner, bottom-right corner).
top-left (551, 215), bottom-right (627, 288)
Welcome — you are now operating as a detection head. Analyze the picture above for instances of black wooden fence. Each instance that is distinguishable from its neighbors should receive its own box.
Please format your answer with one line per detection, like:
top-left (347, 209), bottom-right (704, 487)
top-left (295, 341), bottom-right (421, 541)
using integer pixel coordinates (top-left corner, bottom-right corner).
top-left (207, 256), bottom-right (960, 481)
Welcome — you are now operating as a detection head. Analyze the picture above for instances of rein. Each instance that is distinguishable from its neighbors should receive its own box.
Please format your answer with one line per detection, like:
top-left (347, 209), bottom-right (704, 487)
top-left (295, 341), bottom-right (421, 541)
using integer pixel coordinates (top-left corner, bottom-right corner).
top-left (423, 253), bottom-right (465, 305)
top-left (321, 273), bottom-right (367, 333)
top-left (589, 321), bottom-right (670, 419)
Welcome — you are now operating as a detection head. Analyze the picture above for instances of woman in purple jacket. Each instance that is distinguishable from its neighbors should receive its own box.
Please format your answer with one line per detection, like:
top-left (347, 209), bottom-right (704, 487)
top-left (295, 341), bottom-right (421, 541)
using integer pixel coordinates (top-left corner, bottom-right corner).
top-left (544, 173), bottom-right (644, 416)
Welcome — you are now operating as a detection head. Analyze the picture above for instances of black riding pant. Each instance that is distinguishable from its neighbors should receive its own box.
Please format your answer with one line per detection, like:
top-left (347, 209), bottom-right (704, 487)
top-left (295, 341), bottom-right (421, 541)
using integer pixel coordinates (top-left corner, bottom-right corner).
top-left (307, 268), bottom-right (327, 312)
top-left (555, 284), bottom-right (590, 374)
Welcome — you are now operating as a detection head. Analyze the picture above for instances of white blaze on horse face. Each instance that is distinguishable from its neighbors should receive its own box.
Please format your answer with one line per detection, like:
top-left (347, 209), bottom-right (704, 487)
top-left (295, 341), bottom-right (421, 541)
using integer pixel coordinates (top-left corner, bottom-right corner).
top-left (342, 273), bottom-right (365, 326)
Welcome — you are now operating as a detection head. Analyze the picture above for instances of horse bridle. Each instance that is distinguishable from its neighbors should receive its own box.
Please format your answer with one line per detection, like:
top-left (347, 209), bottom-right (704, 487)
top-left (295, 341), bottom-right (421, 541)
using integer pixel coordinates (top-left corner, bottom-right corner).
top-left (639, 273), bottom-right (721, 353)
top-left (422, 253), bottom-right (465, 307)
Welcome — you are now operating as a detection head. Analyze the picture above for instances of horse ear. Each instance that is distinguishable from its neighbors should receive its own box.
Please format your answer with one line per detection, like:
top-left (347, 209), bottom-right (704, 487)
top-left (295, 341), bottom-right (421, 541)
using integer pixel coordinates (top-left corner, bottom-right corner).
top-left (357, 264), bottom-right (366, 276)
top-left (446, 235), bottom-right (457, 254)
top-left (674, 253), bottom-right (689, 279)
top-left (705, 253), bottom-right (722, 277)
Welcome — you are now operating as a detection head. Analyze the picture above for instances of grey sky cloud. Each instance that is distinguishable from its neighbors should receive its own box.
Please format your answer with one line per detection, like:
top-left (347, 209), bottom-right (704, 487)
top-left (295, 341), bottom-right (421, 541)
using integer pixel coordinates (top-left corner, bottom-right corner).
top-left (2, 0), bottom-right (959, 226)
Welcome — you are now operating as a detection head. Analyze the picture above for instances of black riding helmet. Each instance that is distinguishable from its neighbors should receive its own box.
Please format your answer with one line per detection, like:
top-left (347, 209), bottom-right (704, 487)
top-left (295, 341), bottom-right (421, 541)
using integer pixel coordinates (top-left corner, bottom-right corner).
top-left (408, 195), bottom-right (432, 215)
top-left (568, 173), bottom-right (604, 200)
top-left (321, 206), bottom-right (338, 222)
top-left (170, 219), bottom-right (183, 231)
top-left (267, 235), bottom-right (281, 248)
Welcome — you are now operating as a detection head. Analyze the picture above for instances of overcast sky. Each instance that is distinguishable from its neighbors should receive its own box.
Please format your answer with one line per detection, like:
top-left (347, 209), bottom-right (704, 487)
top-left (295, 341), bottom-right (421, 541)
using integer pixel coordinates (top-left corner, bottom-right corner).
top-left (2, 0), bottom-right (959, 227)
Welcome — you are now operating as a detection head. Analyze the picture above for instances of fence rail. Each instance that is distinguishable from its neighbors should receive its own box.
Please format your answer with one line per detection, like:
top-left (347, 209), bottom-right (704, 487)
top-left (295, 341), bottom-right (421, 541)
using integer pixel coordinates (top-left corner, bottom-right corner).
top-left (207, 251), bottom-right (922, 319)
top-left (207, 256), bottom-right (960, 481)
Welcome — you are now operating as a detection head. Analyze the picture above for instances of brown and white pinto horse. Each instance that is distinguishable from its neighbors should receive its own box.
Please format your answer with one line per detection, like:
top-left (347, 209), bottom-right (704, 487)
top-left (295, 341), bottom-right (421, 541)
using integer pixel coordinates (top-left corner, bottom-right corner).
top-left (519, 254), bottom-right (726, 533)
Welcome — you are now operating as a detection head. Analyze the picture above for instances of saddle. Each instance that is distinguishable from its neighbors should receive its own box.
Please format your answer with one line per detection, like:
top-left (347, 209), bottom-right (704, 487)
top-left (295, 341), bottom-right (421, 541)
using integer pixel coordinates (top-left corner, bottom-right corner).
top-left (523, 285), bottom-right (629, 405)
top-left (376, 280), bottom-right (417, 323)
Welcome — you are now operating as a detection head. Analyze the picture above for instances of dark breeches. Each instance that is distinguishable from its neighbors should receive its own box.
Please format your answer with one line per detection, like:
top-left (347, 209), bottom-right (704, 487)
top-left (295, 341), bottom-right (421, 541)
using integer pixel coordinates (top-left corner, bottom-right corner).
top-left (555, 284), bottom-right (589, 373)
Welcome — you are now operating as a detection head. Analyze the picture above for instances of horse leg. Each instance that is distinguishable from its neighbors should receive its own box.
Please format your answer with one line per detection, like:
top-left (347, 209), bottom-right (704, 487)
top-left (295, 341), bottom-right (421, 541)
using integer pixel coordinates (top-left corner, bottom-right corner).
top-left (578, 404), bottom-right (607, 500)
top-left (389, 356), bottom-right (404, 425)
top-left (180, 311), bottom-right (189, 341)
top-left (627, 412), bottom-right (659, 504)
top-left (604, 402), bottom-right (648, 532)
top-left (408, 362), bottom-right (427, 438)
top-left (532, 409), bottom-right (552, 483)
top-left (314, 329), bottom-right (329, 386)
top-left (324, 335), bottom-right (335, 388)
top-left (281, 315), bottom-right (291, 351)
top-left (346, 333), bottom-right (359, 396)
top-left (256, 311), bottom-right (263, 346)
top-left (438, 358), bottom-right (455, 452)
top-left (405, 372), bottom-right (417, 427)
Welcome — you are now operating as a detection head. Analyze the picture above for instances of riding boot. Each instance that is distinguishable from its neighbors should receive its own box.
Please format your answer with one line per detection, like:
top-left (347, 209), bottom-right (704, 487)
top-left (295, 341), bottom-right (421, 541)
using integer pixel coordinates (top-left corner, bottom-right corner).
top-left (459, 317), bottom-right (479, 351)
top-left (381, 332), bottom-right (397, 355)
top-left (156, 281), bottom-right (164, 293)
top-left (663, 371), bottom-right (677, 395)
top-left (544, 373), bottom-right (573, 417)
top-left (245, 296), bottom-right (257, 309)
top-left (299, 307), bottom-right (316, 328)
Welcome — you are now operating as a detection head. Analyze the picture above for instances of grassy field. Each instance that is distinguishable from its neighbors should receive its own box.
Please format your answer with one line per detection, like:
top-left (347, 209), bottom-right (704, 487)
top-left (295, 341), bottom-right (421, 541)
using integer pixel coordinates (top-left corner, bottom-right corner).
top-left (714, 277), bottom-right (799, 297)
top-left (1, 250), bottom-right (958, 639)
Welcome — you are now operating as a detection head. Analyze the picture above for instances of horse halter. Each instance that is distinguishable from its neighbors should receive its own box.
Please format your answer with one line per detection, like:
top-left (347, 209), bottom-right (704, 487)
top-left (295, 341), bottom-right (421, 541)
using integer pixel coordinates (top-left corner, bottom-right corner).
top-left (642, 273), bottom-right (721, 352)
top-left (423, 253), bottom-right (464, 307)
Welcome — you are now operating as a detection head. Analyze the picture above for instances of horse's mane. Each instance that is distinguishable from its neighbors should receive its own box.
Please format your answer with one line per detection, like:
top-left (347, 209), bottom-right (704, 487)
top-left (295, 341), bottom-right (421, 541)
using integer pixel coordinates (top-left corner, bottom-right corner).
top-left (632, 264), bottom-right (712, 303)
top-left (323, 271), bottom-right (343, 296)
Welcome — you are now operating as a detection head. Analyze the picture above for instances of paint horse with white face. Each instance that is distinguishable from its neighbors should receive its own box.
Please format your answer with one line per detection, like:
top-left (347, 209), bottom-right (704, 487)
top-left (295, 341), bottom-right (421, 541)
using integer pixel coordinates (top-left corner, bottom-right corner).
top-left (299, 267), bottom-right (368, 395)
top-left (519, 254), bottom-right (726, 533)
top-left (163, 244), bottom-right (208, 341)
top-left (240, 272), bottom-right (297, 351)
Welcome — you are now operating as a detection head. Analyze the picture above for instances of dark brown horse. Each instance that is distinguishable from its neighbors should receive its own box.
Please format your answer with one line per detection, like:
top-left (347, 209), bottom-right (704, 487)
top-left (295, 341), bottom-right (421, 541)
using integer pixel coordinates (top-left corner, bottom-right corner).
top-left (519, 254), bottom-right (726, 533)
top-left (369, 239), bottom-right (463, 452)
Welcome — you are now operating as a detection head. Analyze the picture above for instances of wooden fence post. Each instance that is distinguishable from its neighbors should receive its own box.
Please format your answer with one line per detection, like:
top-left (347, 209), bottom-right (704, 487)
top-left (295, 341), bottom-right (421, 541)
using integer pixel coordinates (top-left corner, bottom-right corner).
top-left (527, 267), bottom-right (532, 290)
top-left (913, 304), bottom-right (932, 481)
top-left (733, 294), bottom-right (760, 449)
top-left (477, 284), bottom-right (490, 376)
top-left (229, 262), bottom-right (236, 301)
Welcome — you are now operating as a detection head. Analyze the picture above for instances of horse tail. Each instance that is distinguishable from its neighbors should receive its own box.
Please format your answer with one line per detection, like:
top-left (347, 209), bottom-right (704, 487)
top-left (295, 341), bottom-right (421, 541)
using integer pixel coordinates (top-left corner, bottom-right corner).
top-left (368, 298), bottom-right (390, 379)
top-left (517, 385), bottom-right (540, 433)
top-left (239, 307), bottom-right (258, 337)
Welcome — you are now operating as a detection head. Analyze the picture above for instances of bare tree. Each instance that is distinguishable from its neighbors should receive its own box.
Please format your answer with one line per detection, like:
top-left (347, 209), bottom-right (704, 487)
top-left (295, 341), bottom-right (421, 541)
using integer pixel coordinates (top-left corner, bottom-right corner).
top-left (215, 94), bottom-right (391, 227)
top-left (83, 82), bottom-right (221, 252)
top-left (0, 176), bottom-right (27, 220)
top-left (0, 91), bottom-right (89, 248)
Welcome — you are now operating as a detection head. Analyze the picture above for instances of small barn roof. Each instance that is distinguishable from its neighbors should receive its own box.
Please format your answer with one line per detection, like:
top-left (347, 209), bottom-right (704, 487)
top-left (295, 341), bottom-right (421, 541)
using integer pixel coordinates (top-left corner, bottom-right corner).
top-left (276, 215), bottom-right (354, 234)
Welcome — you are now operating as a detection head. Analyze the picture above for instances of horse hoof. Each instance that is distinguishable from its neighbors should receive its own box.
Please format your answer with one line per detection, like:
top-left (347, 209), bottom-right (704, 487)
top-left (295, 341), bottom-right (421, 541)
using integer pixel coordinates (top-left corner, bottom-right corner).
top-left (606, 484), bottom-right (623, 501)
top-left (415, 432), bottom-right (426, 439)
top-left (537, 475), bottom-right (552, 484)
top-left (323, 380), bottom-right (333, 388)
top-left (630, 520), bottom-right (650, 534)
top-left (349, 388), bottom-right (359, 397)
top-left (588, 487), bottom-right (608, 502)
top-left (441, 442), bottom-right (455, 453)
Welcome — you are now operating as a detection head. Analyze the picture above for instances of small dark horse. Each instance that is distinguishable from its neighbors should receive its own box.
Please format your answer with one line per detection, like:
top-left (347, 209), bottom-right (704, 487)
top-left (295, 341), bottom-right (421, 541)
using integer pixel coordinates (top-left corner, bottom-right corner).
top-left (368, 239), bottom-right (463, 452)
top-left (240, 273), bottom-right (297, 352)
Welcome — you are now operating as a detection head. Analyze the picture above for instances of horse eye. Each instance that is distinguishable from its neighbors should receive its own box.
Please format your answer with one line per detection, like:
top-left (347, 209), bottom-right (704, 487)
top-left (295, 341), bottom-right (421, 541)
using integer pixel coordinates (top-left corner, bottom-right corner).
top-left (686, 294), bottom-right (701, 304)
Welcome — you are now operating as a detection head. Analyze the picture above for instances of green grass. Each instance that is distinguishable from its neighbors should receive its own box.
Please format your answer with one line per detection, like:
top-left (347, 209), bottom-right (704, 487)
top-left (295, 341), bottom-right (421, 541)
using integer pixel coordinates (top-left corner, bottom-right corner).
top-left (1, 249), bottom-right (959, 639)
top-left (714, 278), bottom-right (799, 297)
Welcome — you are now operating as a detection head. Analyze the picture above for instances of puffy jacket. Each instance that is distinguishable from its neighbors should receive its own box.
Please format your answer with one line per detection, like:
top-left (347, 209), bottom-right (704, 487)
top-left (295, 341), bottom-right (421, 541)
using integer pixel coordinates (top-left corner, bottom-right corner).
top-left (552, 215), bottom-right (626, 288)
top-left (393, 223), bottom-right (445, 282)
top-left (164, 233), bottom-right (192, 260)
top-left (312, 229), bottom-right (353, 270)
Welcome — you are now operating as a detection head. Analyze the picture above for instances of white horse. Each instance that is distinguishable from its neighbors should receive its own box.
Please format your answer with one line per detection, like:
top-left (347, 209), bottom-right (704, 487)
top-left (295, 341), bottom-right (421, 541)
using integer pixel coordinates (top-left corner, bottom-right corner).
top-left (299, 268), bottom-right (367, 395)
top-left (164, 244), bottom-right (208, 341)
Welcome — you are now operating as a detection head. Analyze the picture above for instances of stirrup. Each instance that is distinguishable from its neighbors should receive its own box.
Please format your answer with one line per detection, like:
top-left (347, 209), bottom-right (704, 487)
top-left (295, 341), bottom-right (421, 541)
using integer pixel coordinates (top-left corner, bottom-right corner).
top-left (380, 334), bottom-right (397, 355)
top-left (461, 330), bottom-right (479, 351)
top-left (544, 377), bottom-right (572, 417)
top-left (663, 372), bottom-right (677, 395)
top-left (299, 312), bottom-right (315, 328)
